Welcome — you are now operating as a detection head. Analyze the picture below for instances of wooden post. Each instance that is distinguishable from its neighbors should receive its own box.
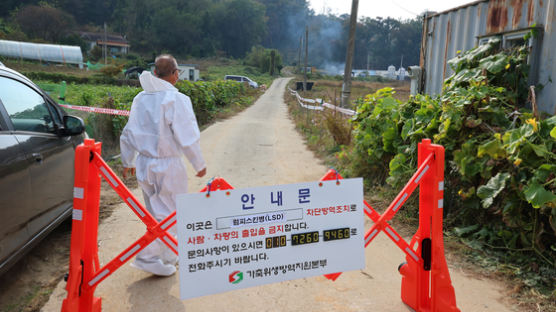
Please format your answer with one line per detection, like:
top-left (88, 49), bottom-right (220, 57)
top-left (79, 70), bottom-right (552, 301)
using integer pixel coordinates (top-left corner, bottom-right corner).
top-left (304, 26), bottom-right (308, 91)
top-left (270, 50), bottom-right (275, 76)
top-left (341, 0), bottom-right (359, 107)
top-left (298, 36), bottom-right (302, 74)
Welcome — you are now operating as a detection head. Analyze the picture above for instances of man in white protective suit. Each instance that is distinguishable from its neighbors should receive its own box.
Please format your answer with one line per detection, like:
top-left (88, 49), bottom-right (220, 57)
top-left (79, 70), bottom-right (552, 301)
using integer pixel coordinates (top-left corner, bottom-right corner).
top-left (120, 54), bottom-right (206, 276)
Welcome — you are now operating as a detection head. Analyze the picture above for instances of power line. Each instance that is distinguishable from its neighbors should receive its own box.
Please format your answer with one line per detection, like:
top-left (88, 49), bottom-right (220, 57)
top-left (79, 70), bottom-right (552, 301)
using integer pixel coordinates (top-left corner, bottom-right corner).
top-left (390, 0), bottom-right (420, 17)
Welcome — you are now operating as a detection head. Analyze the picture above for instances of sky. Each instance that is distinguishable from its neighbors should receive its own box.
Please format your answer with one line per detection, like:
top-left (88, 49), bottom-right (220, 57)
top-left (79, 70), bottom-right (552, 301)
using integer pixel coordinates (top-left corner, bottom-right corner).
top-left (308, 0), bottom-right (477, 20)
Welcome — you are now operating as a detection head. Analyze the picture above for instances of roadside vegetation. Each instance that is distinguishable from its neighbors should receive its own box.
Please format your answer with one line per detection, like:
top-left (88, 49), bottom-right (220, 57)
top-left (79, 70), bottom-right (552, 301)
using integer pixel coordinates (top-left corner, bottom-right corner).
top-left (0, 57), bottom-right (273, 157)
top-left (286, 37), bottom-right (555, 311)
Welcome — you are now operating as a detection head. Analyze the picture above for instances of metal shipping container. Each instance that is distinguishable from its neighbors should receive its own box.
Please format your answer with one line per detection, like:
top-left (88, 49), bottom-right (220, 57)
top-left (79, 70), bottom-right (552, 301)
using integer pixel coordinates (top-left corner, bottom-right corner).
top-left (421, 0), bottom-right (556, 114)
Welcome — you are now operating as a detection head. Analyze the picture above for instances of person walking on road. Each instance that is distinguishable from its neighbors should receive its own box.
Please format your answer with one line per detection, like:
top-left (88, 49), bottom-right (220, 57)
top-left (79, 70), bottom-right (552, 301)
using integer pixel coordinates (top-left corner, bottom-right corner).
top-left (120, 54), bottom-right (206, 276)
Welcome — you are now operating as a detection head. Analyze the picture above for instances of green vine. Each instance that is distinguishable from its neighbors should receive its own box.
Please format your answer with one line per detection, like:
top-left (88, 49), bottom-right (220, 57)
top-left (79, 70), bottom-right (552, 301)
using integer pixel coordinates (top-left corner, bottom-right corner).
top-left (345, 37), bottom-right (555, 290)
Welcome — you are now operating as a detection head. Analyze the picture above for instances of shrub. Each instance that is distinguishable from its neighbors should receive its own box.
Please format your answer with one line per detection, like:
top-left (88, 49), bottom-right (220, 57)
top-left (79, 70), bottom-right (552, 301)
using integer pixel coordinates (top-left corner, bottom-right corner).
top-left (99, 64), bottom-right (125, 79)
top-left (175, 80), bottom-right (245, 124)
top-left (244, 45), bottom-right (282, 75)
top-left (347, 37), bottom-right (555, 275)
top-left (323, 110), bottom-right (351, 146)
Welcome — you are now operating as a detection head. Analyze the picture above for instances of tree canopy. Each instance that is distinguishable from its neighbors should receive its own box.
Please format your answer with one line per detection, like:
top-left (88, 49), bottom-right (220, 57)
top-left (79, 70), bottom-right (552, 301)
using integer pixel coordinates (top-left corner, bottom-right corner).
top-left (0, 0), bottom-right (423, 69)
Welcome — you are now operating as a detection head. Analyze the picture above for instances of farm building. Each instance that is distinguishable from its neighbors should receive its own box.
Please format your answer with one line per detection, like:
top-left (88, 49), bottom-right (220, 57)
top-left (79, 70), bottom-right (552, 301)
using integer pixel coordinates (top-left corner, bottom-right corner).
top-left (80, 32), bottom-right (129, 55)
top-left (419, 0), bottom-right (556, 114)
top-left (149, 63), bottom-right (200, 82)
top-left (0, 39), bottom-right (83, 67)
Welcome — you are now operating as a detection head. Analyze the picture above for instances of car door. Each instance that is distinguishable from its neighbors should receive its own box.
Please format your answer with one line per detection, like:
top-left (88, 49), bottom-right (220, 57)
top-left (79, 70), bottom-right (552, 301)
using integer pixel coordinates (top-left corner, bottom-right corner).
top-left (0, 86), bottom-right (33, 269)
top-left (0, 76), bottom-right (75, 239)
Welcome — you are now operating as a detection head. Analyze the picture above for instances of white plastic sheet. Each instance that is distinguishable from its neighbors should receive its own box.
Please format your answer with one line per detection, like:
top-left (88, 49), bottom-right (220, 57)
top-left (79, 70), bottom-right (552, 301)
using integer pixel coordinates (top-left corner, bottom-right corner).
top-left (0, 39), bottom-right (83, 65)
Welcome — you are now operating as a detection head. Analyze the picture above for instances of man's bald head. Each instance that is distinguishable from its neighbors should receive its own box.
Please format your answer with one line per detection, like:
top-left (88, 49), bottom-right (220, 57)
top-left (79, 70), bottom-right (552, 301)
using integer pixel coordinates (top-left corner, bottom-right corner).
top-left (154, 54), bottom-right (178, 79)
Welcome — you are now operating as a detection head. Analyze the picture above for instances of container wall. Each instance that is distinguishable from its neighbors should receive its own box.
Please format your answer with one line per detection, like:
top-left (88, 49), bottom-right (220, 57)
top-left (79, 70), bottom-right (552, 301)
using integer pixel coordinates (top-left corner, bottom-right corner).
top-left (423, 0), bottom-right (556, 114)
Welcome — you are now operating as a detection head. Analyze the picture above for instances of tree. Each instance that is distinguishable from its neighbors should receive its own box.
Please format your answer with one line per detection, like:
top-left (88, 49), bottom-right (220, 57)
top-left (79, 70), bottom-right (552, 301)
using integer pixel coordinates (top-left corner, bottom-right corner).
top-left (213, 0), bottom-right (266, 58)
top-left (390, 18), bottom-right (422, 68)
top-left (259, 0), bottom-right (311, 58)
top-left (15, 5), bottom-right (75, 42)
top-left (59, 33), bottom-right (88, 53)
top-left (89, 45), bottom-right (103, 62)
top-left (150, 7), bottom-right (201, 55)
top-left (4, 0), bottom-right (423, 70)
top-left (0, 0), bottom-right (36, 18)
top-left (355, 17), bottom-right (423, 69)
top-left (111, 0), bottom-right (217, 57)
top-left (307, 14), bottom-right (344, 69)
top-left (56, 0), bottom-right (118, 26)
top-left (244, 45), bottom-right (283, 74)
top-left (0, 17), bottom-right (27, 41)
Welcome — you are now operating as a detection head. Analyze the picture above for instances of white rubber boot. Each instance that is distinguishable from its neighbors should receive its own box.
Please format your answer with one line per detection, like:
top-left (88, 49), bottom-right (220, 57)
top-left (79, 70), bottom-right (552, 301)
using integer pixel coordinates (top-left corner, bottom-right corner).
top-left (130, 258), bottom-right (176, 276)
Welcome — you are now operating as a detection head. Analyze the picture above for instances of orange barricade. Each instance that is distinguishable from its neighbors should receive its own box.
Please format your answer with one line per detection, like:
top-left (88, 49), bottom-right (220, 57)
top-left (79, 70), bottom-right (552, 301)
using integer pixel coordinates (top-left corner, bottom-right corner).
top-left (62, 138), bottom-right (458, 312)
top-left (61, 139), bottom-right (233, 311)
top-left (320, 139), bottom-right (459, 312)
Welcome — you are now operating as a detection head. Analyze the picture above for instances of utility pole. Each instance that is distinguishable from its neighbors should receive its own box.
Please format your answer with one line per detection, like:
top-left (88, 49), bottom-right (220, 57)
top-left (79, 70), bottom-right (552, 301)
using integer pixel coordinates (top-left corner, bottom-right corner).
top-left (270, 50), bottom-right (275, 76)
top-left (298, 35), bottom-right (302, 74)
top-left (341, 0), bottom-right (359, 108)
top-left (367, 52), bottom-right (370, 71)
top-left (103, 22), bottom-right (107, 65)
top-left (304, 25), bottom-right (308, 91)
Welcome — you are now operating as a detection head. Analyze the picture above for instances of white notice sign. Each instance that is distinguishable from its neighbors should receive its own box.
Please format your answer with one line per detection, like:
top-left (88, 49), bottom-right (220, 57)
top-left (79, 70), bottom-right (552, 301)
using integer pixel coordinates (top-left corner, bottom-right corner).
top-left (176, 178), bottom-right (364, 299)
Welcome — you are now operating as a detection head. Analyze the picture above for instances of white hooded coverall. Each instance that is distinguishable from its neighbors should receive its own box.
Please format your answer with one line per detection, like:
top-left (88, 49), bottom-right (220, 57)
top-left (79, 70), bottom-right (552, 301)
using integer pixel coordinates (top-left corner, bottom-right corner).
top-left (120, 71), bottom-right (205, 273)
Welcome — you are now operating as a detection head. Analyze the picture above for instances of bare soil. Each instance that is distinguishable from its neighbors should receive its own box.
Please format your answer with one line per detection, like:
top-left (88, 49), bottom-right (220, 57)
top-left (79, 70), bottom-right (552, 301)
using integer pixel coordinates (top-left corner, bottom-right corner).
top-left (0, 180), bottom-right (129, 312)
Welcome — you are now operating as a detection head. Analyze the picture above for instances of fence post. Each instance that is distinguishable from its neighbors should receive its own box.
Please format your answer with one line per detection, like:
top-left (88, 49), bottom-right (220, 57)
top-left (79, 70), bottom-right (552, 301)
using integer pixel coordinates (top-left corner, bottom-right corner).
top-left (59, 81), bottom-right (67, 101)
top-left (62, 139), bottom-right (102, 312)
top-left (399, 139), bottom-right (459, 312)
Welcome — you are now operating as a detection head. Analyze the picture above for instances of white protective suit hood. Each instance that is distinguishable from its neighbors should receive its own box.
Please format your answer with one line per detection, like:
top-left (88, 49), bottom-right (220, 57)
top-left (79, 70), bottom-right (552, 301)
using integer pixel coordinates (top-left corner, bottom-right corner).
top-left (139, 70), bottom-right (176, 93)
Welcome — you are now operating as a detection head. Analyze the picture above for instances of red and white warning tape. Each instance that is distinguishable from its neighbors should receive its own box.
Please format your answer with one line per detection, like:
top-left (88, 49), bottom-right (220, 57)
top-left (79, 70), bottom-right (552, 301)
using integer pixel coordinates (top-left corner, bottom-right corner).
top-left (59, 104), bottom-right (130, 116)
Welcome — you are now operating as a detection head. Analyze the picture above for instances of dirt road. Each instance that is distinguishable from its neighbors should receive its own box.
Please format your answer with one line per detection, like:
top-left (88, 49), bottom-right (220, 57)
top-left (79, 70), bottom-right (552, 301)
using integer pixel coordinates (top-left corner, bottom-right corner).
top-left (43, 78), bottom-right (515, 311)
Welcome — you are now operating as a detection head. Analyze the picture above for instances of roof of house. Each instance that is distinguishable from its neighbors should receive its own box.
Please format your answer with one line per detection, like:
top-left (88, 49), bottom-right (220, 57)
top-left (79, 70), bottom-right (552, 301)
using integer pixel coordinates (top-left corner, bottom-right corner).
top-left (80, 32), bottom-right (129, 46)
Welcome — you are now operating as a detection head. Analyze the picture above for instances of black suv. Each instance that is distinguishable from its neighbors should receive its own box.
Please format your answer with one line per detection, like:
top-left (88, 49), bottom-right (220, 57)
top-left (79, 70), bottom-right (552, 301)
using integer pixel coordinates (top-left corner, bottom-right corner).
top-left (0, 65), bottom-right (85, 275)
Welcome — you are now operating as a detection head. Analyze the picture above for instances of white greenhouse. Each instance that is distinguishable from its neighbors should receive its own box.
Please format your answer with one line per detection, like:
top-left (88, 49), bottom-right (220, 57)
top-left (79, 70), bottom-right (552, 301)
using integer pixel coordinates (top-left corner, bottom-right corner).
top-left (0, 39), bottom-right (83, 67)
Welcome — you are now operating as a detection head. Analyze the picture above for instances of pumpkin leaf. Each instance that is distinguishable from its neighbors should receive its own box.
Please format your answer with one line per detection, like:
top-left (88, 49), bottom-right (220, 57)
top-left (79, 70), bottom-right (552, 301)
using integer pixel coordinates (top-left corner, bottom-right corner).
top-left (478, 138), bottom-right (505, 159)
top-left (524, 183), bottom-right (556, 208)
top-left (479, 54), bottom-right (508, 74)
top-left (477, 173), bottom-right (511, 208)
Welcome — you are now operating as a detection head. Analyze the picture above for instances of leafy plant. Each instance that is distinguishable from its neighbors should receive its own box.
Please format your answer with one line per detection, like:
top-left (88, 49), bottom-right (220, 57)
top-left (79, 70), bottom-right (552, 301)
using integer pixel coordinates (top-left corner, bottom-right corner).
top-left (57, 79), bottom-right (248, 139)
top-left (346, 36), bottom-right (555, 291)
top-left (99, 64), bottom-right (125, 79)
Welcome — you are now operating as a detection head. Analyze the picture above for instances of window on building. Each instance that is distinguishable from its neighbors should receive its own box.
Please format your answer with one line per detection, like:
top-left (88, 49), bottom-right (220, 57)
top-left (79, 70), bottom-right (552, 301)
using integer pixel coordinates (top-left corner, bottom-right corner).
top-left (503, 32), bottom-right (530, 48)
top-left (478, 27), bottom-right (542, 85)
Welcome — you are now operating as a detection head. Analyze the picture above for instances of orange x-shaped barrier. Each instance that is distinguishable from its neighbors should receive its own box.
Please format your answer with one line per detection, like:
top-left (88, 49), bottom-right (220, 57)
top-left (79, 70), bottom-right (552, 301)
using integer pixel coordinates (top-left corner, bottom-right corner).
top-left (62, 138), bottom-right (459, 312)
top-left (321, 139), bottom-right (459, 312)
top-left (62, 139), bottom-right (234, 311)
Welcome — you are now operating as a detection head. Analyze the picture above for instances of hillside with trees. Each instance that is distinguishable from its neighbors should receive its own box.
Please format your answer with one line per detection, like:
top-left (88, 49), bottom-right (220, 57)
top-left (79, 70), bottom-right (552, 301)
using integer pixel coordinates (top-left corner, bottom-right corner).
top-left (0, 0), bottom-right (422, 69)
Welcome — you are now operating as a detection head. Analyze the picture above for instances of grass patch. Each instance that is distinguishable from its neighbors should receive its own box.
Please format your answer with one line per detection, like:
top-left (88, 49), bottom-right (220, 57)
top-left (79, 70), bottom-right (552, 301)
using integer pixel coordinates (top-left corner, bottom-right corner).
top-left (299, 78), bottom-right (410, 106)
